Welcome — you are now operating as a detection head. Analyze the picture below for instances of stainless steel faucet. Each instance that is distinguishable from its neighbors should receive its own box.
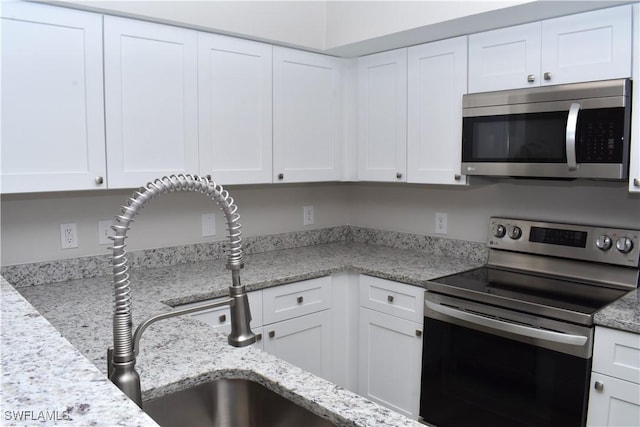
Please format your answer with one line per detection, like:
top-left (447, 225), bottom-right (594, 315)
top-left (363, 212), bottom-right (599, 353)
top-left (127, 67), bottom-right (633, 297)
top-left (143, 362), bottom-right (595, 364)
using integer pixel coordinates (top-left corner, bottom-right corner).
top-left (106, 174), bottom-right (256, 407)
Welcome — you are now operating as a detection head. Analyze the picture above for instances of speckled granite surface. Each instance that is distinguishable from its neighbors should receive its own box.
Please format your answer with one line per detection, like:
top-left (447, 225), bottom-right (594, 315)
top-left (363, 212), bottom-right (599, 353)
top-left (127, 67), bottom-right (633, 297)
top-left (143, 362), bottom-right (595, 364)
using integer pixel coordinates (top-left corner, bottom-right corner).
top-left (3, 241), bottom-right (485, 427)
top-left (594, 288), bottom-right (640, 334)
top-left (0, 278), bottom-right (157, 427)
top-left (1, 226), bottom-right (486, 289)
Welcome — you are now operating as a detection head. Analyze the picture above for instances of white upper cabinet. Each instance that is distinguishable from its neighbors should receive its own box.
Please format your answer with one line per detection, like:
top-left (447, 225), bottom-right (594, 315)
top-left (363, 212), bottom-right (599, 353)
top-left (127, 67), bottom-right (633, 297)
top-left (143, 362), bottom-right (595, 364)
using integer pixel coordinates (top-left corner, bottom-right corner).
top-left (104, 16), bottom-right (199, 188)
top-left (198, 33), bottom-right (273, 185)
top-left (469, 5), bottom-right (632, 92)
top-left (468, 22), bottom-right (541, 93)
top-left (273, 47), bottom-right (344, 183)
top-left (1, 2), bottom-right (106, 193)
top-left (357, 49), bottom-right (407, 182)
top-left (407, 37), bottom-right (467, 185)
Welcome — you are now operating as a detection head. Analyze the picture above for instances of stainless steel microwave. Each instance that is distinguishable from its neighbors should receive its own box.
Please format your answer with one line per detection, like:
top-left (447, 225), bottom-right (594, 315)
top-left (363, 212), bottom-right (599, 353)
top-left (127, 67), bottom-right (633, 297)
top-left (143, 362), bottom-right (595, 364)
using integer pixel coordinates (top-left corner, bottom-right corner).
top-left (461, 79), bottom-right (631, 180)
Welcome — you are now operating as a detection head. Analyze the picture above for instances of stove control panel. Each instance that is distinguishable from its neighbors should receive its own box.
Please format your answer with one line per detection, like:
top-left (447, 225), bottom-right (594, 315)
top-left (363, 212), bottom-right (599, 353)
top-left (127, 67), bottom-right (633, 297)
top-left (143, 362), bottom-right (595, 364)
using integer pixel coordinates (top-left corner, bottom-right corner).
top-left (488, 217), bottom-right (639, 267)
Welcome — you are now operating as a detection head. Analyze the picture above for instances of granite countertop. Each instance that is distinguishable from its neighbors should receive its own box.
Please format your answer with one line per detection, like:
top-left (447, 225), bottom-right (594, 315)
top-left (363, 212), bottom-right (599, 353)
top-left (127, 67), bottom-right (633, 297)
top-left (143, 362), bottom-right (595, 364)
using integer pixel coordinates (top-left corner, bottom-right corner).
top-left (3, 240), bottom-right (639, 426)
top-left (2, 242), bottom-right (485, 427)
top-left (594, 288), bottom-right (640, 334)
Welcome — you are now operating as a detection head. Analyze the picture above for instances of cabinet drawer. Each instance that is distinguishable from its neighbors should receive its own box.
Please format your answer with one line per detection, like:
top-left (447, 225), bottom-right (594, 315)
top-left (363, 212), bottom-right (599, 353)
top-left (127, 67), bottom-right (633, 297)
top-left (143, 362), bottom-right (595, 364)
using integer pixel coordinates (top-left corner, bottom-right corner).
top-left (181, 291), bottom-right (262, 330)
top-left (359, 275), bottom-right (424, 322)
top-left (593, 327), bottom-right (640, 384)
top-left (262, 276), bottom-right (332, 324)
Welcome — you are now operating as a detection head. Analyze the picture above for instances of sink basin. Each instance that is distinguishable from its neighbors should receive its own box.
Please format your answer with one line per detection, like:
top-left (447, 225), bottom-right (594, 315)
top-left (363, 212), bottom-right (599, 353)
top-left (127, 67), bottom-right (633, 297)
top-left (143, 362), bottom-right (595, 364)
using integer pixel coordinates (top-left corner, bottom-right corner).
top-left (142, 378), bottom-right (337, 427)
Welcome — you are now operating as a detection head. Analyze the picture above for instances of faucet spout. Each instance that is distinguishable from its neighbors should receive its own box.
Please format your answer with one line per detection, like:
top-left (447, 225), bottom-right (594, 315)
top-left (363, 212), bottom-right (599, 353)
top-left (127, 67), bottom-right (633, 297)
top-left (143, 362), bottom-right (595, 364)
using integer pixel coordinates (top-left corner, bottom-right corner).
top-left (107, 174), bottom-right (255, 407)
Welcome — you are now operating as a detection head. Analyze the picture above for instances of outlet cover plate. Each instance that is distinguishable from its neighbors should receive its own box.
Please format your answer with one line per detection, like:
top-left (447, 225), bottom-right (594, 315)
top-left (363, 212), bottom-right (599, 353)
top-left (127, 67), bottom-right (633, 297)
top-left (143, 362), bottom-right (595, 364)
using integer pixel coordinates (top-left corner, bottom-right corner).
top-left (303, 206), bottom-right (314, 226)
top-left (60, 223), bottom-right (78, 249)
top-left (435, 212), bottom-right (448, 235)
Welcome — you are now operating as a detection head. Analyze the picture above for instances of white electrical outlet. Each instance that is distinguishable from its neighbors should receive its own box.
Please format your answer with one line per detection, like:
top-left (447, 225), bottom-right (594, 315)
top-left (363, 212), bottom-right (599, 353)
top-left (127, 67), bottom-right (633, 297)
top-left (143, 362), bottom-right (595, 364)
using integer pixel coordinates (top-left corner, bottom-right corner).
top-left (60, 223), bottom-right (78, 249)
top-left (435, 212), bottom-right (448, 235)
top-left (202, 213), bottom-right (217, 237)
top-left (303, 206), bottom-right (314, 226)
top-left (98, 220), bottom-right (114, 245)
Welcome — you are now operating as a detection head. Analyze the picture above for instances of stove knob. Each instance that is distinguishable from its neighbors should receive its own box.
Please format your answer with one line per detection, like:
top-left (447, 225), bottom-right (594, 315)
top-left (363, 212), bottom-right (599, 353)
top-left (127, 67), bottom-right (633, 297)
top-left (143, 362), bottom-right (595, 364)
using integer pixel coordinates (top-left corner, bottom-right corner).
top-left (615, 237), bottom-right (634, 254)
top-left (493, 224), bottom-right (506, 238)
top-left (595, 235), bottom-right (612, 251)
top-left (508, 226), bottom-right (522, 240)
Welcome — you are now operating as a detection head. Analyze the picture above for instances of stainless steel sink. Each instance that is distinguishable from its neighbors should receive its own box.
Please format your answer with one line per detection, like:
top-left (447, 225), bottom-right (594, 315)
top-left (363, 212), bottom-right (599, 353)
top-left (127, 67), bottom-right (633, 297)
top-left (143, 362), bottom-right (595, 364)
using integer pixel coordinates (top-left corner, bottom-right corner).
top-left (142, 378), bottom-right (337, 427)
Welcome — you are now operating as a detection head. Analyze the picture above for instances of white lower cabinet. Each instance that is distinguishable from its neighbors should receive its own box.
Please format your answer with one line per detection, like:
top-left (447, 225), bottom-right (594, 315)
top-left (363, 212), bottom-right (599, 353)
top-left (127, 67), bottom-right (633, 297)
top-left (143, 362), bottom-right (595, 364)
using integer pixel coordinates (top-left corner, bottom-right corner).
top-left (357, 275), bottom-right (424, 419)
top-left (587, 327), bottom-right (640, 427)
top-left (262, 276), bottom-right (334, 381)
top-left (358, 307), bottom-right (423, 419)
top-left (263, 310), bottom-right (333, 380)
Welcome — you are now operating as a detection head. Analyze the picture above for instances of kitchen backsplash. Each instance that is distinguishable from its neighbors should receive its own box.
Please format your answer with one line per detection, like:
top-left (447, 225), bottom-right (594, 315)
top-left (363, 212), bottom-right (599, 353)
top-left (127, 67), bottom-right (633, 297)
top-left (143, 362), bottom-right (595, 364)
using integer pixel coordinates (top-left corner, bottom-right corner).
top-left (1, 226), bottom-right (487, 288)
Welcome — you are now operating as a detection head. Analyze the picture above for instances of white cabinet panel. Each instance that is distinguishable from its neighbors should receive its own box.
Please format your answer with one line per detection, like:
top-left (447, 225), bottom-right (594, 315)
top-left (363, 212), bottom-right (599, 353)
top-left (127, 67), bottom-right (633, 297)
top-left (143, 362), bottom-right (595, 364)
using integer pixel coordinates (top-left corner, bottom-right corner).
top-left (593, 327), bottom-right (640, 386)
top-left (273, 47), bottom-right (343, 183)
top-left (198, 33), bottom-right (272, 185)
top-left (1, 2), bottom-right (106, 193)
top-left (263, 310), bottom-right (333, 380)
top-left (357, 49), bottom-right (407, 182)
top-left (468, 22), bottom-right (541, 93)
top-left (587, 372), bottom-right (640, 427)
top-left (104, 16), bottom-right (199, 188)
top-left (541, 6), bottom-right (632, 86)
top-left (359, 275), bottom-right (424, 323)
top-left (469, 5), bottom-right (632, 92)
top-left (588, 327), bottom-right (640, 427)
top-left (358, 307), bottom-right (422, 419)
top-left (262, 277), bottom-right (332, 325)
top-left (407, 36), bottom-right (467, 185)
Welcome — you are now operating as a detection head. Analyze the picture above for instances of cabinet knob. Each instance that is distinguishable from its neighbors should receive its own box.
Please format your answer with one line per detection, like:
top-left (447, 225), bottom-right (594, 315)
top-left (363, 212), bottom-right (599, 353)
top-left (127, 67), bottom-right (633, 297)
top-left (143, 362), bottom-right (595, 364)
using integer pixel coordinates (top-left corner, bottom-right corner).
top-left (633, 178), bottom-right (640, 187)
top-left (387, 295), bottom-right (394, 303)
top-left (527, 74), bottom-right (535, 83)
top-left (268, 330), bottom-right (275, 338)
top-left (95, 176), bottom-right (104, 185)
top-left (594, 381), bottom-right (604, 391)
top-left (278, 173), bottom-right (284, 180)
top-left (544, 72), bottom-right (552, 81)
top-left (255, 333), bottom-right (263, 342)
top-left (297, 296), bottom-right (304, 304)
top-left (396, 172), bottom-right (403, 179)
top-left (454, 174), bottom-right (461, 181)
top-left (219, 314), bottom-right (226, 323)
top-left (415, 330), bottom-right (422, 337)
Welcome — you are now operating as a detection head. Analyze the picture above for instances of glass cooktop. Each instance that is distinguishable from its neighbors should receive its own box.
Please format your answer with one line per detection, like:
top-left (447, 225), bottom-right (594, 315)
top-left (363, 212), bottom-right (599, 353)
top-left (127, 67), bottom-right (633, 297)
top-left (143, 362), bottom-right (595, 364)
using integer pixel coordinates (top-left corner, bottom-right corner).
top-left (427, 267), bottom-right (628, 324)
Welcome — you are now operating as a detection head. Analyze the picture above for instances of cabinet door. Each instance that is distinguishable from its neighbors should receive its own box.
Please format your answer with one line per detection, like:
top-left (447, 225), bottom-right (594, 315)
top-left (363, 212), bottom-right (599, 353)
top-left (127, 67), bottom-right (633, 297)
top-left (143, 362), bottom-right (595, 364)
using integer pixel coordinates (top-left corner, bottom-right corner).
top-left (1, 2), bottom-right (106, 193)
top-left (357, 49), bottom-right (407, 182)
top-left (407, 37), bottom-right (467, 185)
top-left (198, 33), bottom-right (272, 185)
top-left (468, 22), bottom-right (541, 92)
top-left (273, 47), bottom-right (343, 183)
top-left (104, 16), bottom-right (198, 188)
top-left (587, 372), bottom-right (640, 427)
top-left (263, 310), bottom-right (333, 381)
top-left (630, 4), bottom-right (640, 193)
top-left (541, 5), bottom-right (632, 86)
top-left (358, 307), bottom-right (423, 419)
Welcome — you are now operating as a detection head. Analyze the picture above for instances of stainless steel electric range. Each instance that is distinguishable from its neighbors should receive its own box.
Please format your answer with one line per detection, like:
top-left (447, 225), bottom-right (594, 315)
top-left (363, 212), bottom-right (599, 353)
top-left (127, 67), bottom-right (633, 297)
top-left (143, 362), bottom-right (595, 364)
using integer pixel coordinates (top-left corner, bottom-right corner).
top-left (420, 217), bottom-right (639, 427)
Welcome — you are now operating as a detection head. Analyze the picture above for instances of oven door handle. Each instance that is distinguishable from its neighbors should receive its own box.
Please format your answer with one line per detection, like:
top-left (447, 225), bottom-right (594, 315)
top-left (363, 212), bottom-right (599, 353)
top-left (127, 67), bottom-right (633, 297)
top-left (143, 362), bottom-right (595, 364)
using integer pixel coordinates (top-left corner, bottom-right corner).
top-left (425, 301), bottom-right (588, 347)
top-left (565, 102), bottom-right (581, 172)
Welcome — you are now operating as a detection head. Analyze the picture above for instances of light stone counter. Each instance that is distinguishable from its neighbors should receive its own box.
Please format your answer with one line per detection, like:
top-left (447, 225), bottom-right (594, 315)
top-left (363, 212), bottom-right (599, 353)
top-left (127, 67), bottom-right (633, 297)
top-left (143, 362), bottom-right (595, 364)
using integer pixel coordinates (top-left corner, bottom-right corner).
top-left (2, 242), bottom-right (485, 427)
top-left (594, 288), bottom-right (640, 334)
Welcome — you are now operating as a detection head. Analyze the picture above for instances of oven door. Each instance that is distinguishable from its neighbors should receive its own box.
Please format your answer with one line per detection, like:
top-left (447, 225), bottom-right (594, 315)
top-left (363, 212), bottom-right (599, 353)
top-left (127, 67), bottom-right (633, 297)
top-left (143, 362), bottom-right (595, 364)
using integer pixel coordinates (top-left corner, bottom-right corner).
top-left (420, 292), bottom-right (592, 427)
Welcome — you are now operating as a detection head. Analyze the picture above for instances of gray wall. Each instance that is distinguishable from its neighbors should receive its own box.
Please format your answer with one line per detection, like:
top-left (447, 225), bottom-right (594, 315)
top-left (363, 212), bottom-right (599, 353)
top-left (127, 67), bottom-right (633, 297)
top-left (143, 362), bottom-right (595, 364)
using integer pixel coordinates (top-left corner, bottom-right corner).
top-left (1, 179), bottom-right (639, 266)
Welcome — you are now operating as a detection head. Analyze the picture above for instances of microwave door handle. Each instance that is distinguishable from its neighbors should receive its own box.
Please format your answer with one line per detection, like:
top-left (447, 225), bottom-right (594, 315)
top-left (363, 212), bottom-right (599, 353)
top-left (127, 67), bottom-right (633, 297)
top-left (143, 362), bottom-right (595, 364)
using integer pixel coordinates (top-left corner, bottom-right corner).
top-left (425, 301), bottom-right (588, 347)
top-left (565, 102), bottom-right (581, 171)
